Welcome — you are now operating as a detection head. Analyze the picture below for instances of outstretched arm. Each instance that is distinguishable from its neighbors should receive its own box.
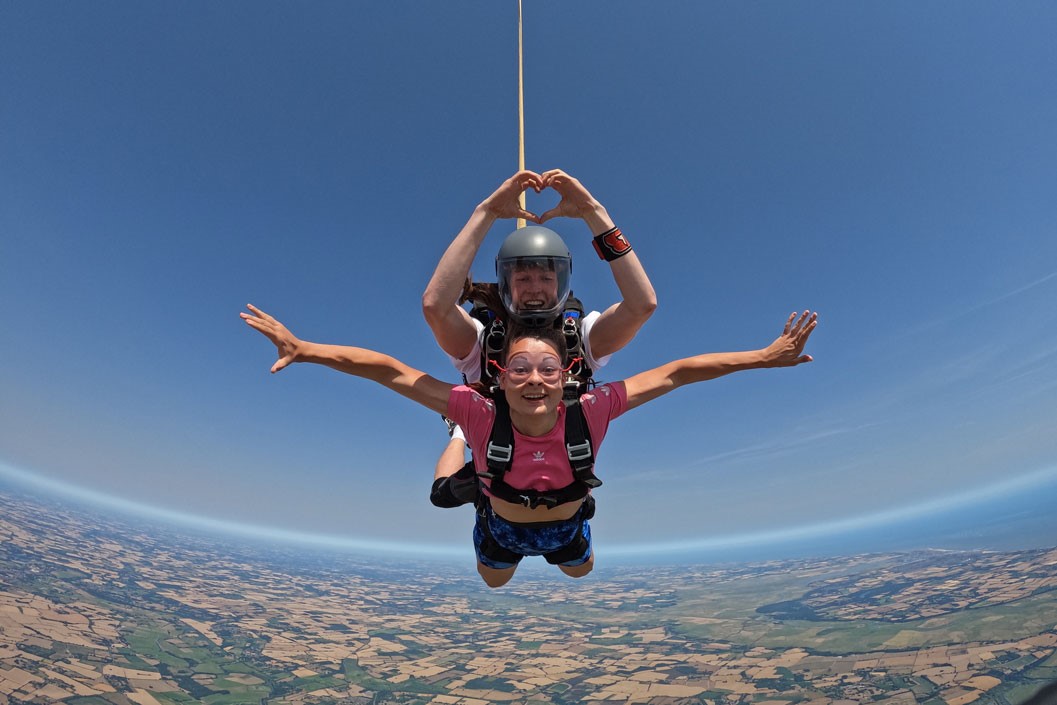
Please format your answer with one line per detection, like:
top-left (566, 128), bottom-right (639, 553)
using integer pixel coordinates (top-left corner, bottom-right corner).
top-left (623, 312), bottom-right (818, 411)
top-left (538, 169), bottom-right (657, 360)
top-left (422, 171), bottom-right (544, 360)
top-left (241, 304), bottom-right (453, 415)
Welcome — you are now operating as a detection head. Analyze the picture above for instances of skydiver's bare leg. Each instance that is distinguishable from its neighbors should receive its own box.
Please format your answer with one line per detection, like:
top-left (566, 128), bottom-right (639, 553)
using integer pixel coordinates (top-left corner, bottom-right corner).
top-left (477, 561), bottom-right (517, 588)
top-left (434, 434), bottom-right (468, 480)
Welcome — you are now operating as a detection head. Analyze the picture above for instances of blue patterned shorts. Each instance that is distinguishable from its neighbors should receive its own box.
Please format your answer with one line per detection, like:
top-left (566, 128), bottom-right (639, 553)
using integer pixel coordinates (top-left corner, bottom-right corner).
top-left (473, 502), bottom-right (593, 570)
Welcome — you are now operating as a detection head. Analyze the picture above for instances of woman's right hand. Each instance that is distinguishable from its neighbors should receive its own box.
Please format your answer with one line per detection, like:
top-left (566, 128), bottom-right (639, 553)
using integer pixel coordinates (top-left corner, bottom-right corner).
top-left (241, 304), bottom-right (303, 373)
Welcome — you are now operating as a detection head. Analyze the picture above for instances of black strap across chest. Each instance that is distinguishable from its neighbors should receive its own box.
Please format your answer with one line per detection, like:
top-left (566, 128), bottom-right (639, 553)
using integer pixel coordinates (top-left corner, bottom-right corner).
top-left (477, 395), bottom-right (602, 509)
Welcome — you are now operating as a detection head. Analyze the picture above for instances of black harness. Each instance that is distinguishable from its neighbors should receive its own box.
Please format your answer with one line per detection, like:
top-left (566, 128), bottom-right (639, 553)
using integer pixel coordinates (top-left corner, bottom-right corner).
top-left (471, 294), bottom-right (594, 401)
top-left (429, 393), bottom-right (603, 513)
top-left (430, 394), bottom-right (603, 566)
top-left (477, 395), bottom-right (601, 509)
top-left (429, 294), bottom-right (603, 565)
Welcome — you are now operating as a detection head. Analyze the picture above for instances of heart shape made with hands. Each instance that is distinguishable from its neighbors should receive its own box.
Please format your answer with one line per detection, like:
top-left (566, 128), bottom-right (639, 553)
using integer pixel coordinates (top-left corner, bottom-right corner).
top-left (522, 185), bottom-right (562, 223)
top-left (499, 169), bottom-right (595, 225)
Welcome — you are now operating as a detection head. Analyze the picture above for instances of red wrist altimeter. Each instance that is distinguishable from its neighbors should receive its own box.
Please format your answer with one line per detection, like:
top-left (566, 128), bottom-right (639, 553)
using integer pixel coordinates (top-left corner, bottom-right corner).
top-left (592, 227), bottom-right (632, 262)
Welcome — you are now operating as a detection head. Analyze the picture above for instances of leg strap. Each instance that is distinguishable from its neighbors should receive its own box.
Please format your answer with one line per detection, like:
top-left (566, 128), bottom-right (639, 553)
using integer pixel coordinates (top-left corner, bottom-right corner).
top-left (476, 501), bottom-right (524, 566)
top-left (543, 527), bottom-right (589, 565)
top-left (543, 497), bottom-right (595, 565)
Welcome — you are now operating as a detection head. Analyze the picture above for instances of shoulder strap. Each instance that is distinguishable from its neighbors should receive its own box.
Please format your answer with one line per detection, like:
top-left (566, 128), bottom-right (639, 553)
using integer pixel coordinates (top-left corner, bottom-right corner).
top-left (564, 400), bottom-right (601, 489)
top-left (560, 294), bottom-right (594, 400)
top-left (480, 395), bottom-right (513, 482)
top-left (466, 298), bottom-right (506, 391)
top-left (467, 299), bottom-right (493, 327)
top-left (481, 317), bottom-right (506, 390)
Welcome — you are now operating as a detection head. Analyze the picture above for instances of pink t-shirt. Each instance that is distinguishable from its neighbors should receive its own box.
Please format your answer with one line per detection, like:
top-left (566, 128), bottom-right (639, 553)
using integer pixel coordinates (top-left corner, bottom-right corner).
top-left (446, 383), bottom-right (628, 495)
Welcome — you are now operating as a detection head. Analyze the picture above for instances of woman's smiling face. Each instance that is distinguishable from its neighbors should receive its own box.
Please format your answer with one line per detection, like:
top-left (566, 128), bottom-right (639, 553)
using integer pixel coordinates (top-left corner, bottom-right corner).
top-left (499, 337), bottom-right (565, 422)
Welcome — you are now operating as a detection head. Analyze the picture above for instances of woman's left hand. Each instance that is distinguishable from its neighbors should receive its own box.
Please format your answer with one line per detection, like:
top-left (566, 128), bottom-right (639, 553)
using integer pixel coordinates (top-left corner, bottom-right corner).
top-left (762, 311), bottom-right (818, 367)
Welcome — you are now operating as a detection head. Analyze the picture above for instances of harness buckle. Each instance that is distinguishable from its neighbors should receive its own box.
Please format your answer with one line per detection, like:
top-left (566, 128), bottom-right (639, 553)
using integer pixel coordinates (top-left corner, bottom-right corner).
top-left (485, 320), bottom-right (506, 355)
top-left (518, 494), bottom-right (560, 509)
top-left (566, 440), bottom-right (592, 462)
top-left (486, 441), bottom-right (513, 464)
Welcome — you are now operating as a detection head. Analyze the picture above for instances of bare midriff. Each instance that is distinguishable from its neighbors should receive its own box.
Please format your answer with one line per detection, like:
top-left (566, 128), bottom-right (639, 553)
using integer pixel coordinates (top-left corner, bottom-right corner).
top-left (488, 495), bottom-right (584, 523)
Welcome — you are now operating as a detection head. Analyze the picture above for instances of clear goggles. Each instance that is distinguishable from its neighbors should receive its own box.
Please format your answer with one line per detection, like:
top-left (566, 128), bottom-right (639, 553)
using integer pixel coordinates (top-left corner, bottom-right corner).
top-left (490, 354), bottom-right (582, 384)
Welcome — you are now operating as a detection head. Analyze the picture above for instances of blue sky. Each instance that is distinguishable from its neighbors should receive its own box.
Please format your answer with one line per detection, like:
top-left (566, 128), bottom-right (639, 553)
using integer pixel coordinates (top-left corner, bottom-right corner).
top-left (2, 1), bottom-right (1056, 560)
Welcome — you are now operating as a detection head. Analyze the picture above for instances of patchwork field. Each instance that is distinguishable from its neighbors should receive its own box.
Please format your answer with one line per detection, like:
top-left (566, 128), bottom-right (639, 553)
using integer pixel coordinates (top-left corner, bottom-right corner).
top-left (1, 488), bottom-right (1055, 704)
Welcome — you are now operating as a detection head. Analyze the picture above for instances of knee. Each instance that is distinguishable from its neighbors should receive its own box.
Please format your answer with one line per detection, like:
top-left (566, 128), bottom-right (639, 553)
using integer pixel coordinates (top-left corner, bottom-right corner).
top-left (477, 563), bottom-right (515, 588)
top-left (559, 553), bottom-right (594, 579)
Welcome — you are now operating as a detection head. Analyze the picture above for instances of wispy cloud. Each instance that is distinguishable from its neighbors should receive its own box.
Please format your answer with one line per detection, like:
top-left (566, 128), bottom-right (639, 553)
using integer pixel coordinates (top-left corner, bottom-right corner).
top-left (612, 422), bottom-right (883, 485)
top-left (990, 344), bottom-right (1057, 388)
top-left (981, 270), bottom-right (1057, 307)
top-left (899, 269), bottom-right (1057, 340)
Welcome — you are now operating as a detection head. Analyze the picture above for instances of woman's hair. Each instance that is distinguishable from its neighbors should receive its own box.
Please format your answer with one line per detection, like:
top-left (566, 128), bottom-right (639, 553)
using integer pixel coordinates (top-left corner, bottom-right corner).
top-left (460, 279), bottom-right (506, 322)
top-left (501, 323), bottom-right (567, 365)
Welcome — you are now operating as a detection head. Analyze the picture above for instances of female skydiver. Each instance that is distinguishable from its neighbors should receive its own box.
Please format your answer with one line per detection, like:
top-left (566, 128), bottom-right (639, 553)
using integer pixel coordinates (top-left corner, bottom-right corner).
top-left (241, 304), bottom-right (818, 588)
top-left (421, 169), bottom-right (657, 496)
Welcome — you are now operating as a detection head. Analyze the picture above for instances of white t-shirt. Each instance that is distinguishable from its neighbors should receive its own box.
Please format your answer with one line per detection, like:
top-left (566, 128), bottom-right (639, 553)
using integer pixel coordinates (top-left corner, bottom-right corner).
top-left (448, 310), bottom-right (611, 384)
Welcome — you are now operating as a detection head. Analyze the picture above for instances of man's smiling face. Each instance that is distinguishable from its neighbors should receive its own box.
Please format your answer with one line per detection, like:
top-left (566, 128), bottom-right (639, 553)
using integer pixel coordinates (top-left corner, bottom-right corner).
top-left (509, 265), bottom-right (559, 312)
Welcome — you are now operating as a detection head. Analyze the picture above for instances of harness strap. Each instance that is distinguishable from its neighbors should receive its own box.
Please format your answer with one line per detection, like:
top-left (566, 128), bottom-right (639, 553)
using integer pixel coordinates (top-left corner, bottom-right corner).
top-left (475, 497), bottom-right (525, 566)
top-left (479, 396), bottom-right (600, 508)
top-left (542, 530), bottom-right (589, 565)
top-left (564, 402), bottom-right (602, 489)
top-left (481, 395), bottom-right (515, 481)
top-left (482, 477), bottom-right (589, 509)
top-left (562, 295), bottom-right (593, 400)
top-left (482, 316), bottom-right (506, 392)
top-left (543, 495), bottom-right (595, 565)
top-left (476, 496), bottom-right (595, 567)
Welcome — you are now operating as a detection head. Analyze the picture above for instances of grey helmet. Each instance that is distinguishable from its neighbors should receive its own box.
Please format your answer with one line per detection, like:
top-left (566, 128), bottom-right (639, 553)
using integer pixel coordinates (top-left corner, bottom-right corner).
top-left (495, 225), bottom-right (573, 327)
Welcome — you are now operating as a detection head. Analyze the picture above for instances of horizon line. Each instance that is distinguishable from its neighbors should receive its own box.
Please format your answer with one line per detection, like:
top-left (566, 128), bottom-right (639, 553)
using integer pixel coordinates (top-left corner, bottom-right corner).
top-left (1, 459), bottom-right (1055, 560)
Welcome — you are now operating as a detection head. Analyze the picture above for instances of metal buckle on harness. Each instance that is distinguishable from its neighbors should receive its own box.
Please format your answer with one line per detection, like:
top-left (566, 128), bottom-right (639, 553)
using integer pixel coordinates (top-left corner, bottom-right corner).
top-left (486, 441), bottom-right (513, 464)
top-left (519, 494), bottom-right (559, 509)
top-left (485, 320), bottom-right (506, 356)
top-left (568, 440), bottom-right (602, 488)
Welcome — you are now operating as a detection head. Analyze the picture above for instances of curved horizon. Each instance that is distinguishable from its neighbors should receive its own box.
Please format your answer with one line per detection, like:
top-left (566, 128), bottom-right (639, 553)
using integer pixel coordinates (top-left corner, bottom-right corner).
top-left (2, 458), bottom-right (1054, 561)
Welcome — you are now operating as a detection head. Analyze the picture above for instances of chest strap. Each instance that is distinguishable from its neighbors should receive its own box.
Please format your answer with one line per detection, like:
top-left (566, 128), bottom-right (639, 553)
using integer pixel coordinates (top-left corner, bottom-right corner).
top-left (478, 396), bottom-right (602, 509)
